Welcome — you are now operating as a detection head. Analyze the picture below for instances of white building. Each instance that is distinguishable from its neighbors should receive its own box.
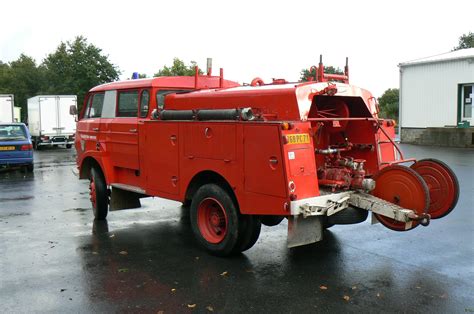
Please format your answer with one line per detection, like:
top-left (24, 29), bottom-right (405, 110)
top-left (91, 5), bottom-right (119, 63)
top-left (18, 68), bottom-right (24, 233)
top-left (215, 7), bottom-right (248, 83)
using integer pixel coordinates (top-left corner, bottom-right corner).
top-left (398, 48), bottom-right (474, 147)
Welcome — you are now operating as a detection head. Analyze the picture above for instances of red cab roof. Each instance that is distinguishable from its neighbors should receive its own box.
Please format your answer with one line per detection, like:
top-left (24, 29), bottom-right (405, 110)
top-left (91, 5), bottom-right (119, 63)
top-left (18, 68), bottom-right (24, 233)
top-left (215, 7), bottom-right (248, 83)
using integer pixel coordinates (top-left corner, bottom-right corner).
top-left (89, 76), bottom-right (240, 92)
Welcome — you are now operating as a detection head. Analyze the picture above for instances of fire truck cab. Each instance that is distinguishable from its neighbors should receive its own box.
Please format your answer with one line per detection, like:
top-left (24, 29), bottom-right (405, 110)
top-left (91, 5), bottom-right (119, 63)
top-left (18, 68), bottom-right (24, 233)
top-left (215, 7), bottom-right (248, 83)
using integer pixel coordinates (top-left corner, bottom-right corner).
top-left (75, 62), bottom-right (459, 256)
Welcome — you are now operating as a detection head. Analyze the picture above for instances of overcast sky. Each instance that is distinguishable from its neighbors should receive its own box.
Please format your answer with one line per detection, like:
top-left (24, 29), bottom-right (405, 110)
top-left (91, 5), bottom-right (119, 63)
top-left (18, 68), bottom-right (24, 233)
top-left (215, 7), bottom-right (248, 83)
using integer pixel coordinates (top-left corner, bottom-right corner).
top-left (0, 0), bottom-right (472, 97)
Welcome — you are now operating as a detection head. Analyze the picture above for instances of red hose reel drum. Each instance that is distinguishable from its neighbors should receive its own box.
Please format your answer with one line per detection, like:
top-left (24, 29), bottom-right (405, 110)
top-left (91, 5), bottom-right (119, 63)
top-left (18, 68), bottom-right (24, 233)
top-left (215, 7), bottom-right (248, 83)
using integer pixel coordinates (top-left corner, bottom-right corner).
top-left (372, 165), bottom-right (430, 231)
top-left (317, 100), bottom-right (350, 133)
top-left (410, 159), bottom-right (459, 219)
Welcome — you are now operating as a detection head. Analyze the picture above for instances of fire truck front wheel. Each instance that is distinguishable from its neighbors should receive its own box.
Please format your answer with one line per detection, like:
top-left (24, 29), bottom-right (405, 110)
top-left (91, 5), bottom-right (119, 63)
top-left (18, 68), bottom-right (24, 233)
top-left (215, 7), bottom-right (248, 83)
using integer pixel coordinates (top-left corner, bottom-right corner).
top-left (89, 167), bottom-right (109, 220)
top-left (191, 184), bottom-right (244, 256)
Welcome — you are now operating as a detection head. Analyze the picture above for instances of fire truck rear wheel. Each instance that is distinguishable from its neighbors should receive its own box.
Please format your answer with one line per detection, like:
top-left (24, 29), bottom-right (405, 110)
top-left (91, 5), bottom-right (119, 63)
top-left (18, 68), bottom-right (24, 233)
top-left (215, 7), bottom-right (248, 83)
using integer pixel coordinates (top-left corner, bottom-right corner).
top-left (236, 215), bottom-right (261, 252)
top-left (90, 167), bottom-right (109, 220)
top-left (191, 184), bottom-right (242, 256)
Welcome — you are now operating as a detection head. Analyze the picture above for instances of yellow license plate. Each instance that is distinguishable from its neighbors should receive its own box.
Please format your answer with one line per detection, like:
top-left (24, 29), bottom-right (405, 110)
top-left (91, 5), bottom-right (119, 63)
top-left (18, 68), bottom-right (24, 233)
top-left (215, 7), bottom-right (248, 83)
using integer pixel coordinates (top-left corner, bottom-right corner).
top-left (0, 146), bottom-right (15, 151)
top-left (286, 134), bottom-right (310, 144)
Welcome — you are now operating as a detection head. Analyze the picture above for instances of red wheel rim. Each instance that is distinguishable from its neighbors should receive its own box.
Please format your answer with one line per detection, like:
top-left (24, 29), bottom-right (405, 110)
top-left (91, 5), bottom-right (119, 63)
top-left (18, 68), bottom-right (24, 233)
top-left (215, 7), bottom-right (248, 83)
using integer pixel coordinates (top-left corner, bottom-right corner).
top-left (89, 177), bottom-right (97, 209)
top-left (372, 165), bottom-right (429, 231)
top-left (197, 198), bottom-right (228, 244)
top-left (411, 159), bottom-right (459, 219)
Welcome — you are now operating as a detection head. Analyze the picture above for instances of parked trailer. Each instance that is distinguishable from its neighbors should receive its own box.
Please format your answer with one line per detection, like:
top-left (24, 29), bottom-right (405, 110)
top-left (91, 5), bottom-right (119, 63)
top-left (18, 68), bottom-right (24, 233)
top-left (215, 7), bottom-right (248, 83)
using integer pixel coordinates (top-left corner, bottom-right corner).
top-left (74, 59), bottom-right (459, 256)
top-left (28, 95), bottom-right (77, 149)
top-left (0, 95), bottom-right (14, 123)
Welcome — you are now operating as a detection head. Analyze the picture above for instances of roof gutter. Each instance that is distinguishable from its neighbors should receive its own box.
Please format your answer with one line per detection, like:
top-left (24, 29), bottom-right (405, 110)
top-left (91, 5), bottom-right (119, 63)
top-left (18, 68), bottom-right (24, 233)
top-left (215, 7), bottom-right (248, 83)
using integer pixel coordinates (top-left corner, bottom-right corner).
top-left (398, 55), bottom-right (474, 68)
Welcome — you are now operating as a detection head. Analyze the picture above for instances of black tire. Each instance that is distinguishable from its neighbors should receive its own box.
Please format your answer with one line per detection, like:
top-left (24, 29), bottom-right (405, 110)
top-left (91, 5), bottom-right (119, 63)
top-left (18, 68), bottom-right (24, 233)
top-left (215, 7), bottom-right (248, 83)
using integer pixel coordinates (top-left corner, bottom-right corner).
top-left (260, 215), bottom-right (284, 226)
top-left (26, 164), bottom-right (34, 172)
top-left (90, 167), bottom-right (109, 220)
top-left (190, 184), bottom-right (241, 256)
top-left (237, 215), bottom-right (261, 252)
top-left (326, 206), bottom-right (368, 225)
top-left (33, 140), bottom-right (41, 150)
top-left (66, 144), bottom-right (72, 149)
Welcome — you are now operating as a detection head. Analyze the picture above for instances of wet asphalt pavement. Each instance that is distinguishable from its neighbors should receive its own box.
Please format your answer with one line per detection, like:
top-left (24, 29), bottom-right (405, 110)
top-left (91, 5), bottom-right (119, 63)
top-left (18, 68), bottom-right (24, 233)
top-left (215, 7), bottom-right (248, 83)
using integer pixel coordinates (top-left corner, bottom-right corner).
top-left (0, 145), bottom-right (473, 313)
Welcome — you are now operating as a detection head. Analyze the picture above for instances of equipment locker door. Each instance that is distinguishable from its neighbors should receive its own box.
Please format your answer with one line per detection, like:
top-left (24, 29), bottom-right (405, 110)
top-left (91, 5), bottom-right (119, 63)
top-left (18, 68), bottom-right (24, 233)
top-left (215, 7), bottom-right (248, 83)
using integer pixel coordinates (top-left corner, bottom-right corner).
top-left (144, 122), bottom-right (180, 195)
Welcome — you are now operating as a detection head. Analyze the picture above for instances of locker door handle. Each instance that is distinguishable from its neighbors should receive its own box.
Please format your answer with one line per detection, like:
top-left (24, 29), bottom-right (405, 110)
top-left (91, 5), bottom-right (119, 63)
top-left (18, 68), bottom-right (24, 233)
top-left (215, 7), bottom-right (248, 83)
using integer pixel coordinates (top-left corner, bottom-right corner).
top-left (92, 128), bottom-right (99, 131)
top-left (129, 128), bottom-right (137, 133)
top-left (269, 157), bottom-right (278, 170)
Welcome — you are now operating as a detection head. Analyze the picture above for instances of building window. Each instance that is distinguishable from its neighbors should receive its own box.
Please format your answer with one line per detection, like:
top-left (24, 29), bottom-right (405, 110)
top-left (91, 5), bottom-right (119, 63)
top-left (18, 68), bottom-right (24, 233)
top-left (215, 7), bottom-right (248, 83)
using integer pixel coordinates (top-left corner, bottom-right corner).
top-left (462, 84), bottom-right (473, 119)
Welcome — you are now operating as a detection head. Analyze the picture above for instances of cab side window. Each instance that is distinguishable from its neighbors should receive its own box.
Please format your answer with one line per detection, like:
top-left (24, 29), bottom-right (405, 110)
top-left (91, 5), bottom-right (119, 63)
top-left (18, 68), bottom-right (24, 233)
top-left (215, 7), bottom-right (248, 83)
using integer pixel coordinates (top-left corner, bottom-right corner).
top-left (85, 93), bottom-right (104, 118)
top-left (117, 90), bottom-right (139, 117)
top-left (139, 90), bottom-right (150, 118)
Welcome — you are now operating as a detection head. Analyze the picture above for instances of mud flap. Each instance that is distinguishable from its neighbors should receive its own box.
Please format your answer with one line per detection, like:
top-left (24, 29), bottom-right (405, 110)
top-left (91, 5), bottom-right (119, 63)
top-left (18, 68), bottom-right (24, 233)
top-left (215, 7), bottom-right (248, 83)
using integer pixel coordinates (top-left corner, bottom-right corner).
top-left (110, 188), bottom-right (141, 211)
top-left (287, 216), bottom-right (323, 248)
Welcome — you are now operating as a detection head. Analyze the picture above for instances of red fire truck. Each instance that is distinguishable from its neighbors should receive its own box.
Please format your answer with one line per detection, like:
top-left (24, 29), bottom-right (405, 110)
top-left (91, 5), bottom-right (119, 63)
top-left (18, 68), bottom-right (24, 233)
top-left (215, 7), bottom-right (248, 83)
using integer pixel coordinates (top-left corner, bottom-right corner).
top-left (74, 59), bottom-right (458, 256)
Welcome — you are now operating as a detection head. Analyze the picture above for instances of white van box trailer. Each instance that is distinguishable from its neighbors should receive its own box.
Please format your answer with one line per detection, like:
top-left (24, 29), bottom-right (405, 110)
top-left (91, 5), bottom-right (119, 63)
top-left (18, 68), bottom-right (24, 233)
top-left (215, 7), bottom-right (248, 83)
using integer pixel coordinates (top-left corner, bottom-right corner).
top-left (0, 95), bottom-right (14, 123)
top-left (27, 95), bottom-right (77, 149)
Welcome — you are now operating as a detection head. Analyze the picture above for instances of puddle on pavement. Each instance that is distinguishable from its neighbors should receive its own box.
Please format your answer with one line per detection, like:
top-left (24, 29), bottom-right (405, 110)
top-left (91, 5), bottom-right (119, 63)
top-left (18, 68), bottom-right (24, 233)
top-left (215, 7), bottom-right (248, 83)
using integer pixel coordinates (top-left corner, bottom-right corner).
top-left (0, 212), bottom-right (30, 219)
top-left (0, 196), bottom-right (35, 202)
top-left (63, 208), bottom-right (90, 213)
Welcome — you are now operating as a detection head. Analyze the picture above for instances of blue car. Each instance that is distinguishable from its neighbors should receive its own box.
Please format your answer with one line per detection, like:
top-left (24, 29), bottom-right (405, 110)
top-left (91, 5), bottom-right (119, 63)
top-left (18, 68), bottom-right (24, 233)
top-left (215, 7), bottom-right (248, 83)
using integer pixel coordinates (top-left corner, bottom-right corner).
top-left (0, 123), bottom-right (34, 172)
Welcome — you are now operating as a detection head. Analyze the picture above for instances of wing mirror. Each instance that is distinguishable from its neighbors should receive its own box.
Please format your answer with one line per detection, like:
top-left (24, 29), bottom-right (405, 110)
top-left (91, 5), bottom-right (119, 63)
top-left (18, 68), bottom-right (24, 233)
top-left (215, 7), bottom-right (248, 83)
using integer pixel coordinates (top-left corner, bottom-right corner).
top-left (69, 105), bottom-right (78, 115)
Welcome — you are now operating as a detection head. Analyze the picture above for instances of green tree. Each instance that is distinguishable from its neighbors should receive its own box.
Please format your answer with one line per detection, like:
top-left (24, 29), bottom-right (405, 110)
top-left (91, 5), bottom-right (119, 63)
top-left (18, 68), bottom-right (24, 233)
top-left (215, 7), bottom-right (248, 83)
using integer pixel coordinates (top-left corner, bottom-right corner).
top-left (300, 66), bottom-right (344, 82)
top-left (453, 32), bottom-right (474, 51)
top-left (0, 55), bottom-right (45, 121)
top-left (154, 58), bottom-right (203, 77)
top-left (378, 88), bottom-right (399, 122)
top-left (42, 36), bottom-right (120, 110)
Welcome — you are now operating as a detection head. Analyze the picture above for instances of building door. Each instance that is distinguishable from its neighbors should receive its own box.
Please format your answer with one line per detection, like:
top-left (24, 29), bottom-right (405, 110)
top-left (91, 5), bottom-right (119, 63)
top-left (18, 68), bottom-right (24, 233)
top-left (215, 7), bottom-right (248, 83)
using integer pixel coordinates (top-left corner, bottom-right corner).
top-left (462, 84), bottom-right (473, 125)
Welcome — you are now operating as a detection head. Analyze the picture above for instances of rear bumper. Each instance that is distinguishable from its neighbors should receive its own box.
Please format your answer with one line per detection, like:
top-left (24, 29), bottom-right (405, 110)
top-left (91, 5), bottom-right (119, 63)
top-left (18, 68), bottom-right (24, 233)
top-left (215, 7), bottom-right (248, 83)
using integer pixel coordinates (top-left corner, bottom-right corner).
top-left (0, 157), bottom-right (34, 166)
top-left (38, 140), bottom-right (74, 146)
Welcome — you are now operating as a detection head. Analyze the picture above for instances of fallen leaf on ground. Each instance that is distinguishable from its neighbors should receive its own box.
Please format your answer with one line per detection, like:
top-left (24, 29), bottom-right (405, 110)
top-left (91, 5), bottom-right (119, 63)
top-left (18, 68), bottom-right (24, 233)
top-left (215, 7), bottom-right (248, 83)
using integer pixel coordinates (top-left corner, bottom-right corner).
top-left (187, 304), bottom-right (196, 308)
top-left (343, 295), bottom-right (350, 301)
top-left (119, 251), bottom-right (128, 255)
top-left (60, 289), bottom-right (67, 292)
top-left (439, 293), bottom-right (448, 299)
top-left (206, 305), bottom-right (214, 312)
top-left (171, 288), bottom-right (176, 292)
top-left (319, 285), bottom-right (328, 290)
top-left (220, 271), bottom-right (228, 276)
top-left (118, 268), bottom-right (129, 273)
top-left (92, 252), bottom-right (98, 255)
top-left (109, 234), bottom-right (115, 238)
top-left (352, 286), bottom-right (357, 290)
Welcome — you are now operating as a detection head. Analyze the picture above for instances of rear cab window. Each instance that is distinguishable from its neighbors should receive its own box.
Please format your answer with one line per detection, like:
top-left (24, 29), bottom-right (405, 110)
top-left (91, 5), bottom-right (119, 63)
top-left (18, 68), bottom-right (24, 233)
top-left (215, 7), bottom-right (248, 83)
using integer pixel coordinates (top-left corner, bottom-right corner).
top-left (0, 125), bottom-right (27, 141)
top-left (156, 90), bottom-right (190, 110)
